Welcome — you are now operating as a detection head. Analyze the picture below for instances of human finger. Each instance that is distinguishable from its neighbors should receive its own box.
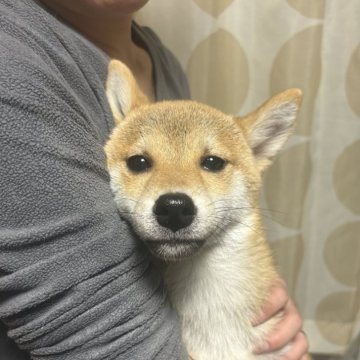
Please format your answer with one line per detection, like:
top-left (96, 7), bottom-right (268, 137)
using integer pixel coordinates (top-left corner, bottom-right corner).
top-left (254, 298), bottom-right (302, 353)
top-left (252, 279), bottom-right (288, 326)
top-left (279, 331), bottom-right (309, 360)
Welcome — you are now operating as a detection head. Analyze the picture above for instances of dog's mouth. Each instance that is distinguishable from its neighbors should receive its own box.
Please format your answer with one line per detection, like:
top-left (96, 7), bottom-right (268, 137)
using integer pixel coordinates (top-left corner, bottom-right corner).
top-left (144, 239), bottom-right (206, 262)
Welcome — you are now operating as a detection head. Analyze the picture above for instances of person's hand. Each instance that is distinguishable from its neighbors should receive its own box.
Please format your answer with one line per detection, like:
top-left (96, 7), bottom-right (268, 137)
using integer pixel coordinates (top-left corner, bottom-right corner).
top-left (253, 279), bottom-right (309, 359)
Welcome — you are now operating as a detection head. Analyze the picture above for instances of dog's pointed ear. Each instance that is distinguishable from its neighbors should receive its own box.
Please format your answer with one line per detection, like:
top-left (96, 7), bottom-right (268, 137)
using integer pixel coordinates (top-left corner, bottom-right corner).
top-left (238, 88), bottom-right (302, 172)
top-left (106, 59), bottom-right (149, 124)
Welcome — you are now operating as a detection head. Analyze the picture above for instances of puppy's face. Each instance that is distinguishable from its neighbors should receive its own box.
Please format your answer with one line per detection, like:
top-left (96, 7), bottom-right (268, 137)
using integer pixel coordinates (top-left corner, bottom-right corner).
top-left (105, 60), bottom-right (302, 262)
top-left (106, 102), bottom-right (260, 261)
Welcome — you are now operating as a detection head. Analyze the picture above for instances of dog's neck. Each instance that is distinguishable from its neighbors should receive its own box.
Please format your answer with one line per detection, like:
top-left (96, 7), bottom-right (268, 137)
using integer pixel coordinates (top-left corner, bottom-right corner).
top-left (162, 214), bottom-right (277, 358)
top-left (165, 217), bottom-right (273, 305)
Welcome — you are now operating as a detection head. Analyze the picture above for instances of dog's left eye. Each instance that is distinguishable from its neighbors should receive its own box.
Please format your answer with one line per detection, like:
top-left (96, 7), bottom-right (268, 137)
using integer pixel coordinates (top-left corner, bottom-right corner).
top-left (126, 155), bottom-right (152, 173)
top-left (201, 156), bottom-right (226, 172)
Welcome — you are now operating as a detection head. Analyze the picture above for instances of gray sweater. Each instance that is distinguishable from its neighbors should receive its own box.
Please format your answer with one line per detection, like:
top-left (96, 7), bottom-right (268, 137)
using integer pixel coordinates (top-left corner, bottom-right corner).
top-left (0, 0), bottom-right (190, 359)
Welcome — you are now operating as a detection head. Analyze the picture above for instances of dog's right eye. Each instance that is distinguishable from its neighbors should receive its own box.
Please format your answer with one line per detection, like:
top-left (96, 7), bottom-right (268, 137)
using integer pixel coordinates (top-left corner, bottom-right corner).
top-left (126, 155), bottom-right (152, 173)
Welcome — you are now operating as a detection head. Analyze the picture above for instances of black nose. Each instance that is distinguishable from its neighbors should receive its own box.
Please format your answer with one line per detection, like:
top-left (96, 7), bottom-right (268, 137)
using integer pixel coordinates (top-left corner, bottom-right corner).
top-left (153, 193), bottom-right (196, 232)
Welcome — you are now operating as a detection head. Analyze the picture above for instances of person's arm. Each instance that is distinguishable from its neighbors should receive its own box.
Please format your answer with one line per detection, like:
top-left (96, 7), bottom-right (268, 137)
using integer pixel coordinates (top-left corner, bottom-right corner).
top-left (0, 33), bottom-right (186, 360)
top-left (253, 279), bottom-right (309, 359)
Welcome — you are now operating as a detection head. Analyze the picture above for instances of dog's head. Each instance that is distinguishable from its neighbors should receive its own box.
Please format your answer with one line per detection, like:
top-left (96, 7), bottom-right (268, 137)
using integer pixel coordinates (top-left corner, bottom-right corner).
top-left (105, 60), bottom-right (302, 262)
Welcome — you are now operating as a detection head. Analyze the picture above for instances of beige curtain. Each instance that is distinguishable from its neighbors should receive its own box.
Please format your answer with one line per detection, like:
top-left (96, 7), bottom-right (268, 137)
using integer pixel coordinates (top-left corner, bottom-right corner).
top-left (137, 0), bottom-right (360, 355)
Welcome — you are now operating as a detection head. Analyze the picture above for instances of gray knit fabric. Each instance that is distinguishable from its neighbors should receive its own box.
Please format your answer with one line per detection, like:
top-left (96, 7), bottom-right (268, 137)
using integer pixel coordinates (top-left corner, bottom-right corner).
top-left (0, 0), bottom-right (190, 359)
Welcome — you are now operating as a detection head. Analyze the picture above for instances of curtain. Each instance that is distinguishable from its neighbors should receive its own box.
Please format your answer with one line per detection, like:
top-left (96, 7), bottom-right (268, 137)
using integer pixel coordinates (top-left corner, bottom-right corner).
top-left (136, 0), bottom-right (360, 355)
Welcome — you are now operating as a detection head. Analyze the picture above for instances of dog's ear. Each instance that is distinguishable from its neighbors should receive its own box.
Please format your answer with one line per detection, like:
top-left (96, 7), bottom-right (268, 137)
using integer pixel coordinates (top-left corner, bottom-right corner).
top-left (238, 88), bottom-right (302, 172)
top-left (106, 59), bottom-right (149, 124)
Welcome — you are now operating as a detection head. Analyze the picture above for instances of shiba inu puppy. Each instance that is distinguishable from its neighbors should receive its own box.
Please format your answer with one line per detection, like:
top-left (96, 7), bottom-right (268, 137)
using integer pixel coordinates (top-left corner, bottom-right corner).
top-left (105, 60), bottom-right (303, 359)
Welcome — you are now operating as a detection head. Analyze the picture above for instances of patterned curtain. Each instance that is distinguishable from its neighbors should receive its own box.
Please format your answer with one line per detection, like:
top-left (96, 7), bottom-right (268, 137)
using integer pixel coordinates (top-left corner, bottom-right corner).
top-left (137, 0), bottom-right (360, 355)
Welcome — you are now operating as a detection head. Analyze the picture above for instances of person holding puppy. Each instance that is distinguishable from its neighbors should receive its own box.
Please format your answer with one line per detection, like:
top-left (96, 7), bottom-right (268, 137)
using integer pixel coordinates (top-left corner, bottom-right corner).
top-left (0, 0), bottom-right (308, 359)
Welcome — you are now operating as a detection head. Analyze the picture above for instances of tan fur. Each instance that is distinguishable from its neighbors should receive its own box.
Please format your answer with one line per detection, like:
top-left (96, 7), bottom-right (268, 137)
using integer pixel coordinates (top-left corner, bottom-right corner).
top-left (105, 59), bottom-right (304, 359)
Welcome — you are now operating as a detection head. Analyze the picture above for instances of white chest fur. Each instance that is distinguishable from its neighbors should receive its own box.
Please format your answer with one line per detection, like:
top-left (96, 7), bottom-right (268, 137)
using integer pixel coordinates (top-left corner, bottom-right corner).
top-left (163, 222), bottom-right (281, 360)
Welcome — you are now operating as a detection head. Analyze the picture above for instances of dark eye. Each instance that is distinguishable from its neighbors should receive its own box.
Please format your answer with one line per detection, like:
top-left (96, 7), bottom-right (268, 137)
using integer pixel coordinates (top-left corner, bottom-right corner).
top-left (126, 155), bottom-right (152, 173)
top-left (201, 156), bottom-right (226, 172)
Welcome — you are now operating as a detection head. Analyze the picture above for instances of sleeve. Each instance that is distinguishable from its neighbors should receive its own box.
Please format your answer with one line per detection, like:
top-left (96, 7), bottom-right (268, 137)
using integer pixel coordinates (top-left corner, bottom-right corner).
top-left (0, 33), bottom-right (187, 360)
